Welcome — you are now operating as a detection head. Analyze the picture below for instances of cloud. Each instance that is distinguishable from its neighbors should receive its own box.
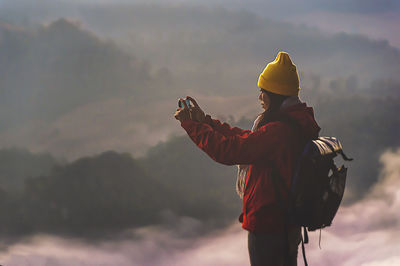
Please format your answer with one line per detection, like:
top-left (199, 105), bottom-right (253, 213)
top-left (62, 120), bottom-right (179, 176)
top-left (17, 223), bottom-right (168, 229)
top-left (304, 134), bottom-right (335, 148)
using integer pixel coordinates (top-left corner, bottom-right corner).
top-left (298, 148), bottom-right (400, 265)
top-left (169, 148), bottom-right (400, 266)
top-left (1, 148), bottom-right (399, 265)
top-left (0, 223), bottom-right (248, 266)
top-left (328, 148), bottom-right (400, 235)
top-left (284, 10), bottom-right (400, 49)
top-left (0, 93), bottom-right (258, 160)
top-left (0, 18), bottom-right (152, 130)
top-left (1, 4), bottom-right (400, 162)
top-left (0, 213), bottom-right (249, 266)
top-left (0, 2), bottom-right (399, 240)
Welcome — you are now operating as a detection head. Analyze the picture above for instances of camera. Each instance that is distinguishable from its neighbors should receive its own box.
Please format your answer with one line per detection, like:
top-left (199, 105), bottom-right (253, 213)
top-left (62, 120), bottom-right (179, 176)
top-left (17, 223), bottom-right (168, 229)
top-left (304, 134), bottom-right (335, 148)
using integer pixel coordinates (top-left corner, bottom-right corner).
top-left (178, 99), bottom-right (192, 108)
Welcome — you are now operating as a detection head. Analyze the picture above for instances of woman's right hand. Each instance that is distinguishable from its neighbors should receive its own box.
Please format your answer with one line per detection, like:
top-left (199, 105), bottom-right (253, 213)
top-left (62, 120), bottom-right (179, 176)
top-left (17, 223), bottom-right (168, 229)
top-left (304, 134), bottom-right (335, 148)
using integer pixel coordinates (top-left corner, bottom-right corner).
top-left (186, 96), bottom-right (206, 123)
top-left (174, 98), bottom-right (191, 123)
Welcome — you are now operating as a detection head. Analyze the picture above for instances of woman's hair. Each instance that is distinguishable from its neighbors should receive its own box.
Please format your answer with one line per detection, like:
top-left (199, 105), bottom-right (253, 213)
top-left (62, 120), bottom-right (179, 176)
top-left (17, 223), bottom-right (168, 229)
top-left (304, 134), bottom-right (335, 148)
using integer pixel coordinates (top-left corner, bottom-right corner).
top-left (255, 90), bottom-right (289, 130)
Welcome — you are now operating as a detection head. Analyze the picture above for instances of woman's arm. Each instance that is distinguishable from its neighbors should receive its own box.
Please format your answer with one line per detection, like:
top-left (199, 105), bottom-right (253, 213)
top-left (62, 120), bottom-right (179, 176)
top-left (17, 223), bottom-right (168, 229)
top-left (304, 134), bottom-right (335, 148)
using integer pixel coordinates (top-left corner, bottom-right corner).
top-left (204, 115), bottom-right (251, 137)
top-left (181, 119), bottom-right (286, 165)
top-left (185, 96), bottom-right (251, 137)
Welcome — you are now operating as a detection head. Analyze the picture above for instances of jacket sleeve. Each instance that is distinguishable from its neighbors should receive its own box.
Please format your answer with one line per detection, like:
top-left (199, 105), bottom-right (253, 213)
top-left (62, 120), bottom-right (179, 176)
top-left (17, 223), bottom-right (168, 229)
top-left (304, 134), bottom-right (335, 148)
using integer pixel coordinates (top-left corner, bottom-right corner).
top-left (181, 119), bottom-right (287, 165)
top-left (204, 115), bottom-right (251, 137)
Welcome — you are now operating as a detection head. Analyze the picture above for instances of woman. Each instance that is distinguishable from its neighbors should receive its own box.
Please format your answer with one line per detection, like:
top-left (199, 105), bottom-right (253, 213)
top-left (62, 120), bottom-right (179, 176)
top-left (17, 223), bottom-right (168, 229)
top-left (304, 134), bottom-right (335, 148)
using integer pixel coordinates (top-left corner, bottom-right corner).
top-left (174, 52), bottom-right (320, 266)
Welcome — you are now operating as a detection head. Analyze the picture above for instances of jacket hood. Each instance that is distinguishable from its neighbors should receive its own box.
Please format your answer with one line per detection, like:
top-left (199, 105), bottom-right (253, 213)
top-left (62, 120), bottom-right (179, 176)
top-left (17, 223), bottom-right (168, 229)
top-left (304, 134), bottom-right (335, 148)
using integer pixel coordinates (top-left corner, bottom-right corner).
top-left (280, 102), bottom-right (321, 140)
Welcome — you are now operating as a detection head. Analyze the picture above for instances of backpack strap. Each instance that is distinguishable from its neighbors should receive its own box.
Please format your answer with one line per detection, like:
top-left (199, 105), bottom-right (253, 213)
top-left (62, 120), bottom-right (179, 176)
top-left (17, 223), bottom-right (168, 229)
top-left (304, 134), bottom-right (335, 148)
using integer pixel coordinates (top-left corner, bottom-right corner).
top-left (301, 233), bottom-right (309, 266)
top-left (339, 150), bottom-right (354, 161)
top-left (318, 137), bottom-right (354, 162)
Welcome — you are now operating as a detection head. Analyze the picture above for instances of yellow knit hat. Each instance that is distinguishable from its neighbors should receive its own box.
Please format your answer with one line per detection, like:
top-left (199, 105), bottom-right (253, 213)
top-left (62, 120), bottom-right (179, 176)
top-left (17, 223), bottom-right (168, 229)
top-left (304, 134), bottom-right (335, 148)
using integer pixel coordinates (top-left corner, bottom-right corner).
top-left (258, 52), bottom-right (300, 96)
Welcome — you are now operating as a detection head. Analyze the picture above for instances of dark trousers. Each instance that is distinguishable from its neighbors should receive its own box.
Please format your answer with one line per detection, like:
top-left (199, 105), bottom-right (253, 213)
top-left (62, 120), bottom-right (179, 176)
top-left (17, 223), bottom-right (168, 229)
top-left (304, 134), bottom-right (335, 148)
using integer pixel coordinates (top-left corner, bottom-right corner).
top-left (248, 227), bottom-right (301, 266)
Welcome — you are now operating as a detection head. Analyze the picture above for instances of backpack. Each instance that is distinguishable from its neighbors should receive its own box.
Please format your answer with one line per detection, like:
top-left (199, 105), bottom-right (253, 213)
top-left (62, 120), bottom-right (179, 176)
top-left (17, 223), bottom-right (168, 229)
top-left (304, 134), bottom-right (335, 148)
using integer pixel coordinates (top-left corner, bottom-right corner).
top-left (271, 118), bottom-right (353, 266)
top-left (290, 136), bottom-right (352, 230)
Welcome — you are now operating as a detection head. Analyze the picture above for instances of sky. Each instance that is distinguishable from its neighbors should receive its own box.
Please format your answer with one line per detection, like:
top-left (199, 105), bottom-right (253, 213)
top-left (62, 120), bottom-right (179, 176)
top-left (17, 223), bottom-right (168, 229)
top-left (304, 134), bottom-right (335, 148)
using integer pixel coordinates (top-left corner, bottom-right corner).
top-left (183, 0), bottom-right (400, 48)
top-left (1, 0), bottom-right (399, 160)
top-left (12, 0), bottom-right (397, 48)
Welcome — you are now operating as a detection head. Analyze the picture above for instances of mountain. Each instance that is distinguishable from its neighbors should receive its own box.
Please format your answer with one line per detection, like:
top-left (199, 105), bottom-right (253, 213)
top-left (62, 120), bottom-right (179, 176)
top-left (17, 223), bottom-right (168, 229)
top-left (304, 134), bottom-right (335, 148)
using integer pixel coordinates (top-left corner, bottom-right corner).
top-left (0, 18), bottom-right (155, 130)
top-left (0, 148), bottom-right (58, 194)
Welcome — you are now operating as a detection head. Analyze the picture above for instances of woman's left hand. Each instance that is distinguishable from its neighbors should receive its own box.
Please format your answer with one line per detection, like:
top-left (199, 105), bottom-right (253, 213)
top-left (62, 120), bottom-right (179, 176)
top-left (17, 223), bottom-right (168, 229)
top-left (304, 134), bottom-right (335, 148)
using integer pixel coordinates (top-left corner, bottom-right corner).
top-left (174, 98), bottom-right (191, 122)
top-left (186, 96), bottom-right (206, 123)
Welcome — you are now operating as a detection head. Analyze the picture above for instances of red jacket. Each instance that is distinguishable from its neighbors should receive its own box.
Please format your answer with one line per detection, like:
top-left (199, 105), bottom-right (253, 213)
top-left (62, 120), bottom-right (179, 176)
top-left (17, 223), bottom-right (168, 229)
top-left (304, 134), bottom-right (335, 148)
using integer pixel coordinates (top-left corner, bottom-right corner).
top-left (181, 103), bottom-right (320, 233)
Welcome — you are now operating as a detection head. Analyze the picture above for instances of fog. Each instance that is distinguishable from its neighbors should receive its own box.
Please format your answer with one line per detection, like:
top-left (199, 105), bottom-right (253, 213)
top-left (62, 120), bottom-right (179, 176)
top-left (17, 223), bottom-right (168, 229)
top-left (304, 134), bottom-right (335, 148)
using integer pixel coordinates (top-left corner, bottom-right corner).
top-left (1, 149), bottom-right (399, 266)
top-left (0, 1), bottom-right (399, 265)
top-left (2, 0), bottom-right (399, 49)
top-left (1, 6), bottom-right (399, 160)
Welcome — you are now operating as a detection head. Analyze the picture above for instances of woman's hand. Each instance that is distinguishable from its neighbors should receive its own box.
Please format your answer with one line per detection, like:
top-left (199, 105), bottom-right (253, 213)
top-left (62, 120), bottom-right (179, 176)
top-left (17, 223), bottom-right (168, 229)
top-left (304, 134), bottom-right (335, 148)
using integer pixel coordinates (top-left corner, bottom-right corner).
top-left (186, 96), bottom-right (206, 123)
top-left (174, 98), bottom-right (191, 123)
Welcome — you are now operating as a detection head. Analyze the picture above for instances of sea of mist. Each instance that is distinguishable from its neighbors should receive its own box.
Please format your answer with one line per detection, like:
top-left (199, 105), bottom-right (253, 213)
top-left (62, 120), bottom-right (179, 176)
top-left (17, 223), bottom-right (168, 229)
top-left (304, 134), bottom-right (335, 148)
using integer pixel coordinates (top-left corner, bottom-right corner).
top-left (0, 1), bottom-right (400, 265)
top-left (1, 149), bottom-right (399, 266)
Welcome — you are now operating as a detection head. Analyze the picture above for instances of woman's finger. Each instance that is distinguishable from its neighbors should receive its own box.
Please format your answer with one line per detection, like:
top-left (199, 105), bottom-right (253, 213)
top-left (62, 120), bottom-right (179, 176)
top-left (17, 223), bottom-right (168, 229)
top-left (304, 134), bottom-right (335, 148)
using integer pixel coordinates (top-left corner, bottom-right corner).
top-left (179, 98), bottom-right (189, 109)
top-left (186, 96), bottom-right (199, 108)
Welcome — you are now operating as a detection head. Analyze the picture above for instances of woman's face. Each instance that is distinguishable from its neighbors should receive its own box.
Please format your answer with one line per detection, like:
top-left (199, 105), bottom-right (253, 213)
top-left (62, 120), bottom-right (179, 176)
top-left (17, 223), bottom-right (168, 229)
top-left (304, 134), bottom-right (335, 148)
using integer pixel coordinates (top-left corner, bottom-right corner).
top-left (259, 89), bottom-right (270, 110)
